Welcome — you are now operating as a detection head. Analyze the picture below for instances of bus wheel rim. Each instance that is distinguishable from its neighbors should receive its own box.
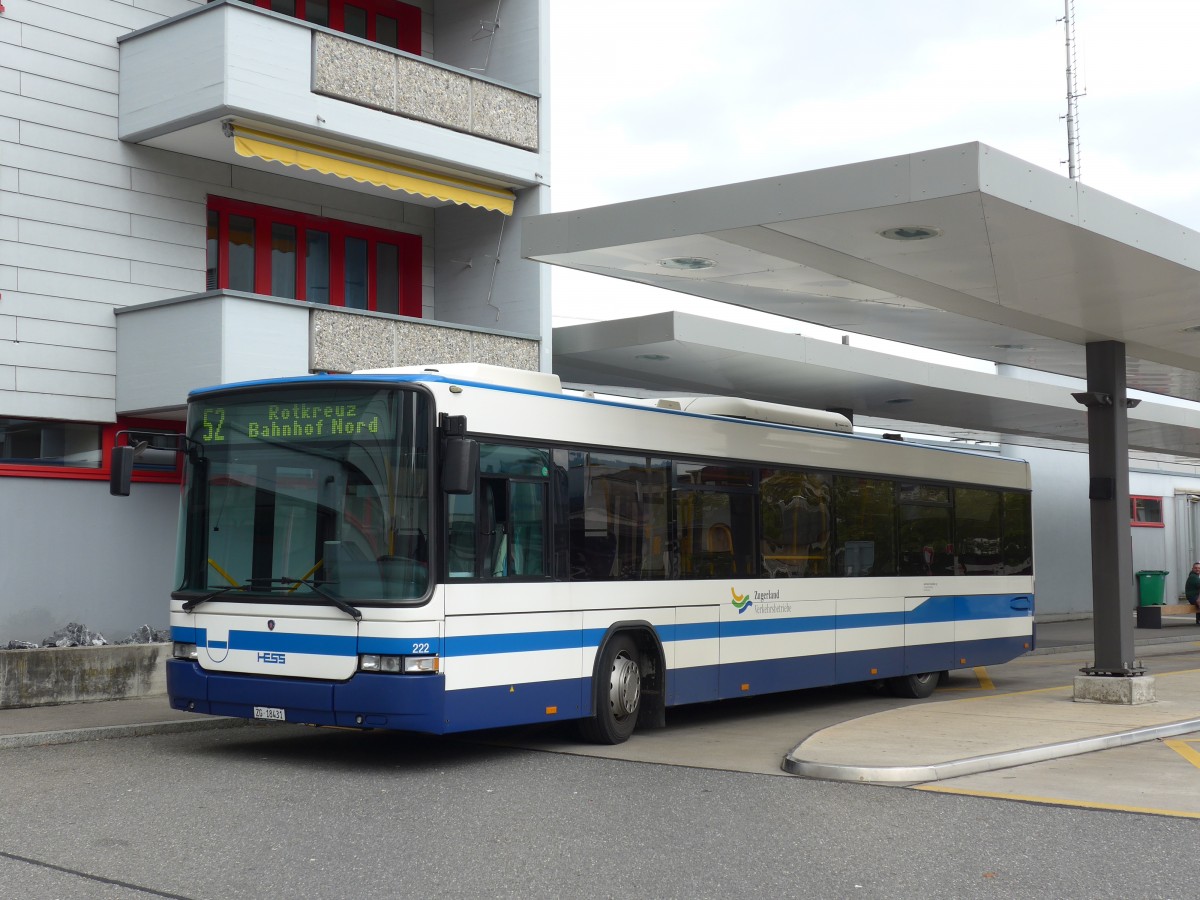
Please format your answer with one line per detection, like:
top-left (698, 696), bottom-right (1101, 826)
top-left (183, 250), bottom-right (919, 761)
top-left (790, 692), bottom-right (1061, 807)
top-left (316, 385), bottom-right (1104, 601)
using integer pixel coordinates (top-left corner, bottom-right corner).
top-left (609, 652), bottom-right (640, 718)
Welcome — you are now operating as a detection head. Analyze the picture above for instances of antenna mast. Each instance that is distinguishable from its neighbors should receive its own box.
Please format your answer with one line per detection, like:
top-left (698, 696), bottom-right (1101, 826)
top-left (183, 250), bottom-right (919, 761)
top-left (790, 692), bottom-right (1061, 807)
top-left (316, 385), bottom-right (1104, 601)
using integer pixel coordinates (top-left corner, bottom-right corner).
top-left (1062, 0), bottom-right (1083, 180)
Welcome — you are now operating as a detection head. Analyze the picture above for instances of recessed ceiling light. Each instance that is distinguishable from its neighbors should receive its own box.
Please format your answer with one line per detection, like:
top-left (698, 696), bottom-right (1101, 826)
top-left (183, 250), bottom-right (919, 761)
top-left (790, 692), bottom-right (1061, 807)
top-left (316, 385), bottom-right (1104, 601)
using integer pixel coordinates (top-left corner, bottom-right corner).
top-left (636, 353), bottom-right (670, 361)
top-left (878, 226), bottom-right (942, 241)
top-left (658, 256), bottom-right (716, 270)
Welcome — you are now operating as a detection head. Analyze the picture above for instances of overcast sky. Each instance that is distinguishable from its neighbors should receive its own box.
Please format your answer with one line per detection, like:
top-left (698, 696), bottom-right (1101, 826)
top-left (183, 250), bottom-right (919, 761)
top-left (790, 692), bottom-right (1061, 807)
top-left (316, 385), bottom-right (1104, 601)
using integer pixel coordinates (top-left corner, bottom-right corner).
top-left (545, 1), bottom-right (1200, 335)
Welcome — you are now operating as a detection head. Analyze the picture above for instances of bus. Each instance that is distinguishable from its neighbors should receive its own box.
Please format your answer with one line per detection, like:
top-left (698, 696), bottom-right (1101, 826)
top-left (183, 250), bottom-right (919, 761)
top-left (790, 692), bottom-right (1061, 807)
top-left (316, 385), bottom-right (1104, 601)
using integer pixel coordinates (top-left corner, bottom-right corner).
top-left (114, 363), bottom-right (1034, 744)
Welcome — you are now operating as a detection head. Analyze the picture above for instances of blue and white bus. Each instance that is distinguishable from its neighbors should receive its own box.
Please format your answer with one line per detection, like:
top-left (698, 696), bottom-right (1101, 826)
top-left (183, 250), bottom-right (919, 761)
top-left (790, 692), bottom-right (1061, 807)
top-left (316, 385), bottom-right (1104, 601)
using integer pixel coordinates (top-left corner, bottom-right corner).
top-left (120, 363), bottom-right (1033, 744)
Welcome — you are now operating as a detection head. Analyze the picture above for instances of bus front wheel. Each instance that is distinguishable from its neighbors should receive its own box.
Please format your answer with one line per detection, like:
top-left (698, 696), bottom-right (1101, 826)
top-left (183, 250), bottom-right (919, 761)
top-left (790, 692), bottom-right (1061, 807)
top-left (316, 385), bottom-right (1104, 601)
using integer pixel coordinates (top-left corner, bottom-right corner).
top-left (579, 635), bottom-right (642, 744)
top-left (888, 671), bottom-right (941, 699)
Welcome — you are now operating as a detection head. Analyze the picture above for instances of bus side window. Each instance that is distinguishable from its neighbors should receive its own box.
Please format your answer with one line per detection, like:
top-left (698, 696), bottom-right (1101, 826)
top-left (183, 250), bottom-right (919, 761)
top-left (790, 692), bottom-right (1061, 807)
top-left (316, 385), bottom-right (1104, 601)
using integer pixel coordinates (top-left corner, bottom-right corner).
top-left (510, 481), bottom-right (546, 577)
top-left (446, 492), bottom-right (476, 578)
top-left (480, 478), bottom-right (546, 579)
top-left (482, 479), bottom-right (507, 577)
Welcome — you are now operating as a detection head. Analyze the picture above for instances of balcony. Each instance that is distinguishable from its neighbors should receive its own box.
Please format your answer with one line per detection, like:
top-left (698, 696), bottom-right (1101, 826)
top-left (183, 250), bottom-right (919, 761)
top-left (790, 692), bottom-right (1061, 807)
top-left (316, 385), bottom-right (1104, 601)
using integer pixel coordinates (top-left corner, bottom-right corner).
top-left (117, 1), bottom-right (543, 201)
top-left (114, 292), bottom-right (540, 417)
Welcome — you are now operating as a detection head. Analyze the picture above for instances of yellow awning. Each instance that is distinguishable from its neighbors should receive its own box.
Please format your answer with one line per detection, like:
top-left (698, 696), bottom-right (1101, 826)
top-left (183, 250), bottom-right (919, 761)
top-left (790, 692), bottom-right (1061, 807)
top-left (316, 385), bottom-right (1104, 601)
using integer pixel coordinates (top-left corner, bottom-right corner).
top-left (228, 125), bottom-right (515, 216)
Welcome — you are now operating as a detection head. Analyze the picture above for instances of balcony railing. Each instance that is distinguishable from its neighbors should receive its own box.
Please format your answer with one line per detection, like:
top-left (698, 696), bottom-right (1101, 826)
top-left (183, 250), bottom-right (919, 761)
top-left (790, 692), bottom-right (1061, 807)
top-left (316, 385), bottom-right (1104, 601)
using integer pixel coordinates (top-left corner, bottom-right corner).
top-left (118, 2), bottom-right (541, 185)
top-left (313, 31), bottom-right (538, 151)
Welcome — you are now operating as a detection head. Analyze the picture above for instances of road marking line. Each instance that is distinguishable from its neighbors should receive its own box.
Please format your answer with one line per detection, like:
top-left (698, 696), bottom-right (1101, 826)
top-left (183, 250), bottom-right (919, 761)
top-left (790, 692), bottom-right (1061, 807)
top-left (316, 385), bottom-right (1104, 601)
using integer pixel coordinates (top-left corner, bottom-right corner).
top-left (939, 666), bottom-right (995, 692)
top-left (1164, 738), bottom-right (1200, 770)
top-left (915, 784), bottom-right (1200, 819)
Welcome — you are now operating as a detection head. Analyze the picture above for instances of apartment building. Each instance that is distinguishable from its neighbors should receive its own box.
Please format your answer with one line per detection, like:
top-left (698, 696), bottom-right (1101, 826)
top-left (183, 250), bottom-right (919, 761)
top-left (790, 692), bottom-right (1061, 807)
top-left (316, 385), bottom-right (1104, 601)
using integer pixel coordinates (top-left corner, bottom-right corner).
top-left (0, 0), bottom-right (550, 639)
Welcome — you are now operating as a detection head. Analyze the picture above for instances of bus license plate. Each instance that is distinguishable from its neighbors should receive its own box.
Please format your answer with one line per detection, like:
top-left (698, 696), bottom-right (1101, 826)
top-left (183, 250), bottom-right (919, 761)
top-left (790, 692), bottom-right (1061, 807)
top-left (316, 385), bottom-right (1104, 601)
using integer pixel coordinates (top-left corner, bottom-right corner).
top-left (253, 706), bottom-right (286, 721)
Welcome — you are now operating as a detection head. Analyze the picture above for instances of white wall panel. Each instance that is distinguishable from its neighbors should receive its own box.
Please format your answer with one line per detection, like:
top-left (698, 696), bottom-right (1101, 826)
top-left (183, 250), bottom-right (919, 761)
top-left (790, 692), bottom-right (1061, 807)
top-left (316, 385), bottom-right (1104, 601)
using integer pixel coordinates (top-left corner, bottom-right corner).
top-left (20, 26), bottom-right (118, 71)
top-left (0, 316), bottom-right (14, 341)
top-left (19, 171), bottom-right (203, 221)
top-left (0, 67), bottom-right (19, 94)
top-left (15, 366), bottom-right (113, 398)
top-left (3, 190), bottom-right (132, 234)
top-left (1, 93), bottom-right (117, 140)
top-left (19, 219), bottom-right (202, 269)
top-left (19, 123), bottom-right (134, 168)
top-left (0, 478), bottom-right (178, 640)
top-left (1, 44), bottom-right (119, 93)
top-left (130, 167), bottom-right (224, 202)
top-left (0, 266), bottom-right (15, 291)
top-left (135, 0), bottom-right (205, 18)
top-left (36, 0), bottom-right (162, 30)
top-left (22, 121), bottom-right (231, 185)
top-left (1, 240), bottom-right (132, 282)
top-left (7, 341), bottom-right (114, 375)
top-left (0, 215), bottom-right (15, 241)
top-left (129, 214), bottom-right (203, 247)
top-left (1, 291), bottom-right (119, 326)
top-left (18, 317), bottom-right (114, 350)
top-left (0, 389), bottom-right (112, 420)
top-left (0, 17), bottom-right (20, 47)
top-left (130, 260), bottom-right (204, 292)
top-left (0, 115), bottom-right (17, 143)
top-left (13, 272), bottom-right (173, 309)
top-left (5, 141), bottom-right (131, 188)
top-left (21, 73), bottom-right (117, 117)
top-left (15, 3), bottom-right (131, 45)
top-left (0, 366), bottom-right (14, 391)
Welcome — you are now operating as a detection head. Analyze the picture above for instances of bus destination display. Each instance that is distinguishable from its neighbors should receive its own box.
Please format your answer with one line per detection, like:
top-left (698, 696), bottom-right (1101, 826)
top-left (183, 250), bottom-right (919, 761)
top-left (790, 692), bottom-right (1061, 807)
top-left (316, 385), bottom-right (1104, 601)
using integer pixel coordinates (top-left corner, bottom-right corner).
top-left (199, 401), bottom-right (381, 443)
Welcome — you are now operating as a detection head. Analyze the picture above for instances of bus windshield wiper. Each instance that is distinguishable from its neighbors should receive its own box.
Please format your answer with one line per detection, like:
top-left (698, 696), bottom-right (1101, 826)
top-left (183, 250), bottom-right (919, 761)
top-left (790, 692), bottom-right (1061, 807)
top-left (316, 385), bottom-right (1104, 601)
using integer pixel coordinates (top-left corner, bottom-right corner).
top-left (181, 584), bottom-right (249, 612)
top-left (277, 577), bottom-right (363, 622)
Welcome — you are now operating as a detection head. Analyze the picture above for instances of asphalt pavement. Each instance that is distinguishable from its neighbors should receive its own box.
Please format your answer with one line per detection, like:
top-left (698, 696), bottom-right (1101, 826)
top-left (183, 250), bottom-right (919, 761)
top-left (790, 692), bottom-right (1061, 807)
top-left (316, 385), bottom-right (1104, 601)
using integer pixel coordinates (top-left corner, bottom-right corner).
top-left (4, 615), bottom-right (1200, 805)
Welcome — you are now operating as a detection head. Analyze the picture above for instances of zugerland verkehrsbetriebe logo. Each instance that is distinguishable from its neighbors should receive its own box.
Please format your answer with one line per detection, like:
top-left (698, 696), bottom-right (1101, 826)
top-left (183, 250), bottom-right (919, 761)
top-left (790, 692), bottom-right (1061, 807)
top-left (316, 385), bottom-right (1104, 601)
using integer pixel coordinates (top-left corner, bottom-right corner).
top-left (730, 587), bottom-right (791, 614)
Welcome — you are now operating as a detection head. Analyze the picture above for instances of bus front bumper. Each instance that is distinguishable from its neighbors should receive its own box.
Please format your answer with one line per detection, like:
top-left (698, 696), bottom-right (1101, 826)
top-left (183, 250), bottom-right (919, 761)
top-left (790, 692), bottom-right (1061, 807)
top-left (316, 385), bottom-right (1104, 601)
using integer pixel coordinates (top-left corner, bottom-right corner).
top-left (166, 659), bottom-right (447, 734)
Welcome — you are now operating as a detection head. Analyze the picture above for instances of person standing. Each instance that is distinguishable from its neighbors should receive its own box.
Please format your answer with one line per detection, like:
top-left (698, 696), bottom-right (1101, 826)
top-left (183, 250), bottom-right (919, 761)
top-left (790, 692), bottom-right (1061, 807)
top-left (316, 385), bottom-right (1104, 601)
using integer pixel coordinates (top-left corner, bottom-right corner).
top-left (1186, 562), bottom-right (1200, 625)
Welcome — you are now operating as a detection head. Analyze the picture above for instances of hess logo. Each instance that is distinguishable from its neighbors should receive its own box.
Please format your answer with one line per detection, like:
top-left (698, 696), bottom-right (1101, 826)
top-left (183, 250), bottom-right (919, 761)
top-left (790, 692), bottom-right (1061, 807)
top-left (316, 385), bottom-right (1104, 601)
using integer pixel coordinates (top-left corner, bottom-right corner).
top-left (257, 652), bottom-right (286, 664)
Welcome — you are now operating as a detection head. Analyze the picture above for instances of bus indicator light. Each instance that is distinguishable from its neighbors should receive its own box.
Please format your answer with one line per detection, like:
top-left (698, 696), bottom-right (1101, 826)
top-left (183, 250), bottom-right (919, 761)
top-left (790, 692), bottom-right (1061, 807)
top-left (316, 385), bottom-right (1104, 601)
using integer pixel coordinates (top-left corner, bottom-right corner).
top-left (546, 706), bottom-right (558, 715)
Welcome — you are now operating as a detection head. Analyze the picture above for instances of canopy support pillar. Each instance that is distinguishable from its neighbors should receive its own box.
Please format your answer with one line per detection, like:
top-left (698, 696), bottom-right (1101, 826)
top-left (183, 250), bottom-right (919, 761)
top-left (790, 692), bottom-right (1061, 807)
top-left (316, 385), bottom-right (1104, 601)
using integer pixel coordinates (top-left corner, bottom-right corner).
top-left (1073, 340), bottom-right (1143, 680)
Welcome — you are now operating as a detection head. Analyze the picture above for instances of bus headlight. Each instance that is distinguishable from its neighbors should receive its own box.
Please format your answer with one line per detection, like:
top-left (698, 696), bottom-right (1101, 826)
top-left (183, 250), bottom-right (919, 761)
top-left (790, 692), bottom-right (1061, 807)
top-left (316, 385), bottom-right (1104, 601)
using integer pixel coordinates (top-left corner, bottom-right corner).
top-left (359, 654), bottom-right (401, 673)
top-left (173, 642), bottom-right (198, 660)
top-left (359, 654), bottom-right (438, 674)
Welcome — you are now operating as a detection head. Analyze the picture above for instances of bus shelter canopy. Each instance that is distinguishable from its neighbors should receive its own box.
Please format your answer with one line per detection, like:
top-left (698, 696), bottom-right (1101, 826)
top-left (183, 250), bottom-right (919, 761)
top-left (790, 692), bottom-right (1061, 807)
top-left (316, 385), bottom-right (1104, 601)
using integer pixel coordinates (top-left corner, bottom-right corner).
top-left (524, 143), bottom-right (1200, 453)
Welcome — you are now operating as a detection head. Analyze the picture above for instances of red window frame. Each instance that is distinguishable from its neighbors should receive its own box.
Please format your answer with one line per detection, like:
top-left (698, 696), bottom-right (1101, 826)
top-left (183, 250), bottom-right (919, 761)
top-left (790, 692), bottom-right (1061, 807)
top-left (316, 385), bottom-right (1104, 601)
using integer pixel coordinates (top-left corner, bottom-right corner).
top-left (1130, 495), bottom-right (1165, 527)
top-left (207, 196), bottom-right (422, 317)
top-left (0, 417), bottom-right (184, 484)
top-left (250, 0), bottom-right (421, 54)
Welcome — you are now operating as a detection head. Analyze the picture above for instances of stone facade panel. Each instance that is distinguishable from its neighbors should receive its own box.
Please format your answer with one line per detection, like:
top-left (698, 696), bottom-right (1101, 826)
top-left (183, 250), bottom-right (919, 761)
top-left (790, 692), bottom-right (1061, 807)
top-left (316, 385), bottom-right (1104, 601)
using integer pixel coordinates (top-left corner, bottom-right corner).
top-left (470, 80), bottom-right (539, 151)
top-left (313, 32), bottom-right (396, 112)
top-left (394, 56), bottom-right (471, 131)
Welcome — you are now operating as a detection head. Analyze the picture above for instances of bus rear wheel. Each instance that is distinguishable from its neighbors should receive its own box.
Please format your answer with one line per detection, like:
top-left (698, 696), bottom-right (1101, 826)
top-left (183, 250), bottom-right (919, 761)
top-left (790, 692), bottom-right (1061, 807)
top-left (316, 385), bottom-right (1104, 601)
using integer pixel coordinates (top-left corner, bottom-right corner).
top-left (888, 671), bottom-right (941, 699)
top-left (578, 635), bottom-right (642, 744)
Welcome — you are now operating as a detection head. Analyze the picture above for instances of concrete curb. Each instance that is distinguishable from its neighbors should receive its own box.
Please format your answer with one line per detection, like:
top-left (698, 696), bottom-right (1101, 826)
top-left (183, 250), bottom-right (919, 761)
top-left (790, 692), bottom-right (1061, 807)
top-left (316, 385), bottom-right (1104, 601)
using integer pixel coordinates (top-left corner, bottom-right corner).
top-left (783, 717), bottom-right (1200, 784)
top-left (0, 716), bottom-right (250, 751)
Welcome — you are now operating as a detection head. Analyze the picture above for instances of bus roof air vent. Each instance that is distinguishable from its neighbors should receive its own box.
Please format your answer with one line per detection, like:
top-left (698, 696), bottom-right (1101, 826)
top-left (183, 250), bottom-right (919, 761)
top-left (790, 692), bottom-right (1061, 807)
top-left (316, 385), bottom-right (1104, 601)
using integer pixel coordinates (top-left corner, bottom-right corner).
top-left (659, 396), bottom-right (853, 433)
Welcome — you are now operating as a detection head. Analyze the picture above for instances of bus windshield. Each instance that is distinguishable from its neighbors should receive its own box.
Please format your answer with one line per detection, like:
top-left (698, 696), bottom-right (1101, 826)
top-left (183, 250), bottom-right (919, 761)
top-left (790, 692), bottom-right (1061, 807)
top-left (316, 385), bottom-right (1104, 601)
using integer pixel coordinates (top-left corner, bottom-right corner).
top-left (175, 385), bottom-right (431, 604)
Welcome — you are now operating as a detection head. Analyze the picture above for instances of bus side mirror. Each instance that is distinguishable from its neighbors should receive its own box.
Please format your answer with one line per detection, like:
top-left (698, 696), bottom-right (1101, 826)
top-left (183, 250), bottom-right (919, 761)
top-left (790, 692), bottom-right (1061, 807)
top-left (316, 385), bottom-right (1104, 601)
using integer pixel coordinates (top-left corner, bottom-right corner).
top-left (442, 437), bottom-right (478, 495)
top-left (110, 445), bottom-right (135, 497)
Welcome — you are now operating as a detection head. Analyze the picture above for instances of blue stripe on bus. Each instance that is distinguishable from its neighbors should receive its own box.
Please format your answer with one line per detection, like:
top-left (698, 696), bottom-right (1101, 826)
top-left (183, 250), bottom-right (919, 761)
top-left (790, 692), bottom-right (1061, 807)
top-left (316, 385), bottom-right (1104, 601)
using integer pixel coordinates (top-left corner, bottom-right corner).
top-left (169, 593), bottom-right (1031, 661)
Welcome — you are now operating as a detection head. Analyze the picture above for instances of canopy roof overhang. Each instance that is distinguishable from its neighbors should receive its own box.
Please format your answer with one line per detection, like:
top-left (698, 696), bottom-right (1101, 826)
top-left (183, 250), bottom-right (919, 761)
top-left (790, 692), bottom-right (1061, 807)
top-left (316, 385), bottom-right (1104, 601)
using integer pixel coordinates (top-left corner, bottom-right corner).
top-left (525, 143), bottom-right (1200, 407)
top-left (552, 310), bottom-right (1200, 460)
